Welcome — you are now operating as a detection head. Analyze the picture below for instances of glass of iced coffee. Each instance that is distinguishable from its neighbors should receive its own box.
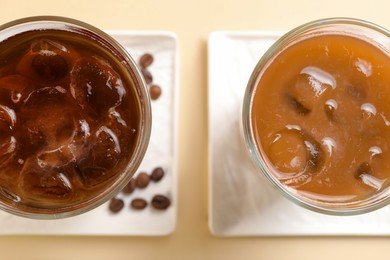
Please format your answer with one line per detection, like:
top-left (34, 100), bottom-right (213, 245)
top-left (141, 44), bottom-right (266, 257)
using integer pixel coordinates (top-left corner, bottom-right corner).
top-left (242, 18), bottom-right (390, 215)
top-left (0, 16), bottom-right (151, 218)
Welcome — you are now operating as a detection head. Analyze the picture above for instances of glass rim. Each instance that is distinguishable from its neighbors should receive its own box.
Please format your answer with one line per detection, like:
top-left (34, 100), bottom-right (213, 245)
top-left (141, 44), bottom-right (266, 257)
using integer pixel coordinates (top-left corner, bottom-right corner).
top-left (0, 16), bottom-right (152, 219)
top-left (242, 17), bottom-right (390, 216)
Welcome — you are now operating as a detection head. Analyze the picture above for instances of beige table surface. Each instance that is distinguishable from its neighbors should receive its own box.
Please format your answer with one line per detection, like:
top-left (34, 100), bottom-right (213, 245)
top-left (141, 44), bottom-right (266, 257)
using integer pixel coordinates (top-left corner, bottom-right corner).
top-left (1, 0), bottom-right (390, 259)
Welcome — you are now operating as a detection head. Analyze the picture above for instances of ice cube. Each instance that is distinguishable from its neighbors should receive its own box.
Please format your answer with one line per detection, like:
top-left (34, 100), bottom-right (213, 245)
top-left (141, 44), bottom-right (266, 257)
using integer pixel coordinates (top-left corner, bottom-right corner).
top-left (37, 145), bottom-right (76, 168)
top-left (16, 39), bottom-right (80, 81)
top-left (31, 51), bottom-right (68, 80)
top-left (22, 86), bottom-right (69, 109)
top-left (77, 126), bottom-right (121, 187)
top-left (33, 115), bottom-right (91, 170)
top-left (17, 86), bottom-right (79, 157)
top-left (355, 162), bottom-right (385, 190)
top-left (355, 162), bottom-right (372, 178)
top-left (300, 66), bottom-right (336, 92)
top-left (89, 126), bottom-right (121, 171)
top-left (287, 67), bottom-right (334, 114)
top-left (31, 39), bottom-right (68, 53)
top-left (70, 57), bottom-right (126, 116)
top-left (32, 39), bottom-right (81, 65)
top-left (268, 128), bottom-right (308, 174)
top-left (19, 159), bottom-right (73, 201)
top-left (269, 127), bottom-right (325, 188)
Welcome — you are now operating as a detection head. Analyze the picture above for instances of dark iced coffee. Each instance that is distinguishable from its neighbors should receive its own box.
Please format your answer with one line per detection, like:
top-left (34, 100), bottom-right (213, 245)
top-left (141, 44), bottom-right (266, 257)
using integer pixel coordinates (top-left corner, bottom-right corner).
top-left (0, 18), bottom-right (150, 217)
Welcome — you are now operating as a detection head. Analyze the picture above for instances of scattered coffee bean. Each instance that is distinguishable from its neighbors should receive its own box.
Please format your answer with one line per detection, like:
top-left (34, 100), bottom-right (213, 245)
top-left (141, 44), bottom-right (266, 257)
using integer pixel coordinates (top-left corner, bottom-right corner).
top-left (109, 197), bottom-right (124, 213)
top-left (138, 52), bottom-right (164, 101)
top-left (151, 167), bottom-right (165, 182)
top-left (139, 53), bottom-right (154, 68)
top-left (149, 84), bottom-right (162, 100)
top-left (141, 68), bottom-right (153, 84)
top-left (131, 198), bottom-right (148, 210)
top-left (136, 172), bottom-right (150, 188)
top-left (122, 178), bottom-right (136, 194)
top-left (151, 194), bottom-right (171, 210)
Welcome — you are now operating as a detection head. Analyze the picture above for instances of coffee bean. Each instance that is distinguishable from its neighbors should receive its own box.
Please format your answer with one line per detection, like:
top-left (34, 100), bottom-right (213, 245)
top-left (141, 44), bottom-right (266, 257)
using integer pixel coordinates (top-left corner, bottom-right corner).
top-left (151, 194), bottom-right (171, 210)
top-left (139, 53), bottom-right (154, 68)
top-left (122, 178), bottom-right (136, 194)
top-left (149, 84), bottom-right (162, 100)
top-left (141, 68), bottom-right (153, 84)
top-left (131, 198), bottom-right (148, 210)
top-left (136, 172), bottom-right (150, 188)
top-left (151, 167), bottom-right (165, 182)
top-left (109, 197), bottom-right (124, 213)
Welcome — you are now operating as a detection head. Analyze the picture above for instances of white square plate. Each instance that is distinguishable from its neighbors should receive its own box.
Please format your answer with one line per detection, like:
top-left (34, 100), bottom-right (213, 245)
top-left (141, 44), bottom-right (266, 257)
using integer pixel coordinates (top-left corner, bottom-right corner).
top-left (0, 31), bottom-right (179, 236)
top-left (208, 31), bottom-right (390, 236)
